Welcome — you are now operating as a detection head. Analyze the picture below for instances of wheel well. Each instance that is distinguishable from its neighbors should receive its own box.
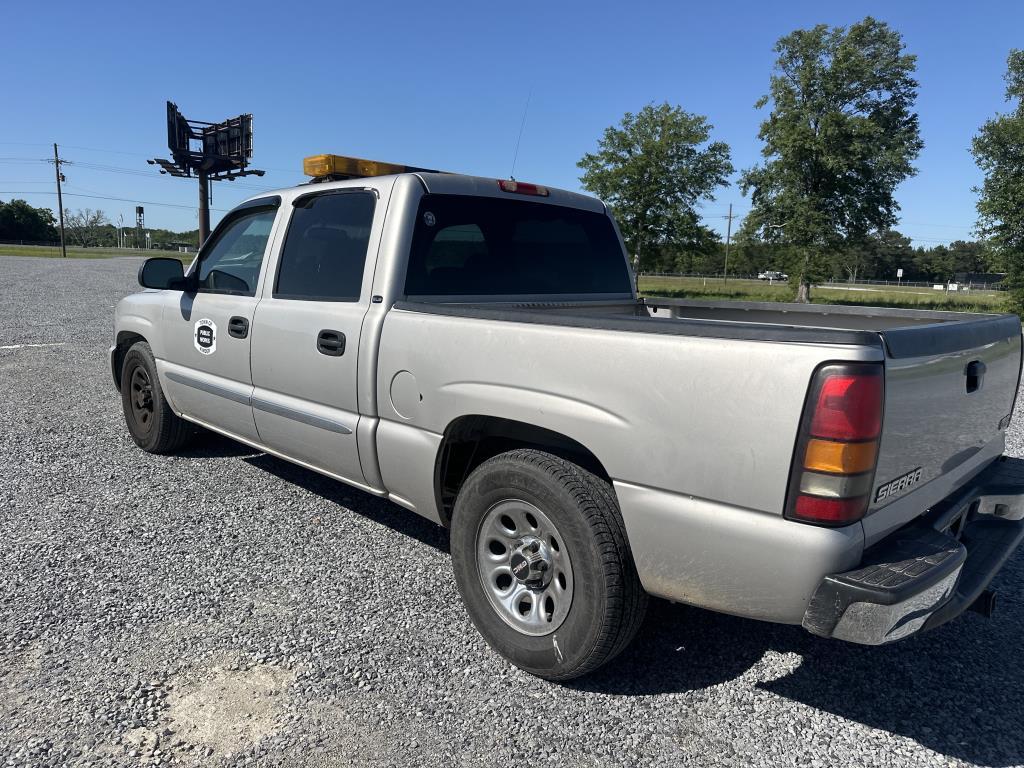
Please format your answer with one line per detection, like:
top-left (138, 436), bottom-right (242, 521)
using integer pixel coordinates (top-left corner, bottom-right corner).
top-left (434, 415), bottom-right (611, 526)
top-left (112, 332), bottom-right (147, 391)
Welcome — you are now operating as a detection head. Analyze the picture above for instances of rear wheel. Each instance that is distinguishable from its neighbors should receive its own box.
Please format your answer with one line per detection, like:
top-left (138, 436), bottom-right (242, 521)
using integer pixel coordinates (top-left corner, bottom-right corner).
top-left (450, 449), bottom-right (647, 681)
top-left (120, 342), bottom-right (193, 454)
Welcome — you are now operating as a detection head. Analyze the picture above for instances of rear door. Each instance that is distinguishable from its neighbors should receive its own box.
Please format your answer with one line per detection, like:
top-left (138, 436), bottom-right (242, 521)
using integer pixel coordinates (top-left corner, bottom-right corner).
top-left (249, 187), bottom-right (383, 486)
top-left (158, 197), bottom-right (280, 442)
top-left (864, 314), bottom-right (1022, 542)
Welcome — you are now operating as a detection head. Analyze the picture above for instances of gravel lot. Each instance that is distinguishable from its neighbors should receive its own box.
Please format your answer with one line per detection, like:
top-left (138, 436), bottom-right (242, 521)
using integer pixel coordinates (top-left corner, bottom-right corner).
top-left (2, 254), bottom-right (1023, 768)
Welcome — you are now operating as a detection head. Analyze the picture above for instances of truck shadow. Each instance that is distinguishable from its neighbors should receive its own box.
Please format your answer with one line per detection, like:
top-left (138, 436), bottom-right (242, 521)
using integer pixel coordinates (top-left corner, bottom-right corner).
top-left (580, 576), bottom-right (1024, 766)
top-left (221, 439), bottom-right (1023, 766)
top-left (758, 618), bottom-right (1024, 767)
top-left (177, 432), bottom-right (261, 459)
top-left (240, 452), bottom-right (450, 554)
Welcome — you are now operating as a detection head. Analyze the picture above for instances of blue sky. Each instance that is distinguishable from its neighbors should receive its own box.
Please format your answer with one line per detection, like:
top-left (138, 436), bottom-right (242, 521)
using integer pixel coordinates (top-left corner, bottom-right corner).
top-left (2, 0), bottom-right (1022, 245)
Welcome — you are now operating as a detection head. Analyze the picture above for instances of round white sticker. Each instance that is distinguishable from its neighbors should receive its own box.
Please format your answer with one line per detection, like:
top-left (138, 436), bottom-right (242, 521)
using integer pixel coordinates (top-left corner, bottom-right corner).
top-left (194, 318), bottom-right (217, 355)
top-left (423, 211), bottom-right (436, 227)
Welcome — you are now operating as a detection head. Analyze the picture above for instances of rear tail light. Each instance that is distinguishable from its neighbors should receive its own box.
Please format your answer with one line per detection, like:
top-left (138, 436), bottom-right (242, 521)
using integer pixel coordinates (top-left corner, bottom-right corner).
top-left (785, 363), bottom-right (884, 526)
top-left (497, 179), bottom-right (549, 197)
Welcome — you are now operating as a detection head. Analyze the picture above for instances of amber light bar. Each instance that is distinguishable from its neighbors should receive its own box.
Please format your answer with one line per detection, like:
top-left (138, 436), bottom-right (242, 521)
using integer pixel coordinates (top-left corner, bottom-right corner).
top-left (303, 154), bottom-right (443, 180)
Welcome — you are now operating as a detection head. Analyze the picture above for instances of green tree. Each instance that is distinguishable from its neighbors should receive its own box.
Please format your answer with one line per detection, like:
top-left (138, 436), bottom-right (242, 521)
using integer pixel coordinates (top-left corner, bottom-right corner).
top-left (947, 240), bottom-right (989, 275)
top-left (740, 17), bottom-right (923, 301)
top-left (869, 229), bottom-right (915, 280)
top-left (830, 244), bottom-right (870, 283)
top-left (578, 102), bottom-right (733, 276)
top-left (0, 199), bottom-right (57, 242)
top-left (913, 243), bottom-right (957, 282)
top-left (972, 50), bottom-right (1024, 310)
top-left (64, 208), bottom-right (110, 247)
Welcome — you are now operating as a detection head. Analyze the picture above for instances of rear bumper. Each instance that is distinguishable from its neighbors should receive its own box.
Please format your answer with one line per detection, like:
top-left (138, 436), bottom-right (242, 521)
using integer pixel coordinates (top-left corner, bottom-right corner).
top-left (803, 456), bottom-right (1024, 645)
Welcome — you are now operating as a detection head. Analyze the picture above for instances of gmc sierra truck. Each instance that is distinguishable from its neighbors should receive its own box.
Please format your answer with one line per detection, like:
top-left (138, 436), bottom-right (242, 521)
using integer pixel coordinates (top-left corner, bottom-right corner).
top-left (112, 154), bottom-right (1024, 681)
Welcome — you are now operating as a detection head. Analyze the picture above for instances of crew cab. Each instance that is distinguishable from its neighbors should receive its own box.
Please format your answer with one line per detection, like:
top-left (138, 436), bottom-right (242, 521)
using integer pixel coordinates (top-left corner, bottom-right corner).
top-left (111, 154), bottom-right (1024, 680)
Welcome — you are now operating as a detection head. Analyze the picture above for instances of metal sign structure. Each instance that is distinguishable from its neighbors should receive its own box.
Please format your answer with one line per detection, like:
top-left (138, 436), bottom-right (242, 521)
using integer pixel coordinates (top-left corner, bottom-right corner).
top-left (149, 101), bottom-right (265, 245)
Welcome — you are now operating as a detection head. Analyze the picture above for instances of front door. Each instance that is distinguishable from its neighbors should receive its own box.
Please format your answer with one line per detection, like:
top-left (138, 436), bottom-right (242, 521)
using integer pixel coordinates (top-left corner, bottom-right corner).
top-left (250, 189), bottom-right (378, 486)
top-left (158, 199), bottom-right (280, 442)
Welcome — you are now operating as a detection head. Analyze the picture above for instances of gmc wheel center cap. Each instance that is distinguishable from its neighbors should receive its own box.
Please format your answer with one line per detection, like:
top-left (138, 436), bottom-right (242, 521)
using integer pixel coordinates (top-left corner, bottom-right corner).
top-left (510, 537), bottom-right (552, 588)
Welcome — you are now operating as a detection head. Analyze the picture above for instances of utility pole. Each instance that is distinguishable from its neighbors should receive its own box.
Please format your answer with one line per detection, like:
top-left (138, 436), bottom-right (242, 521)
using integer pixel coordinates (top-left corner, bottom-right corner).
top-left (52, 143), bottom-right (68, 258)
top-left (723, 203), bottom-right (736, 284)
top-left (198, 170), bottom-right (210, 247)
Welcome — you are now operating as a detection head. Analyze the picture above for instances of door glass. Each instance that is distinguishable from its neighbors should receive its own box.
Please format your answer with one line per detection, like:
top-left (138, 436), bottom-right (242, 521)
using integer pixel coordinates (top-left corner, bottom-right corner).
top-left (274, 192), bottom-right (376, 301)
top-left (195, 209), bottom-right (277, 296)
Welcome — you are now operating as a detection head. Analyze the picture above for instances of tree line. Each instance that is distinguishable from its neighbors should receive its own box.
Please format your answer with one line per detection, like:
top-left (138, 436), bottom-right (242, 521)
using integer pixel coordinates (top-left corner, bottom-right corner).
top-left (640, 231), bottom-right (996, 284)
top-left (579, 16), bottom-right (1024, 303)
top-left (0, 198), bottom-right (198, 250)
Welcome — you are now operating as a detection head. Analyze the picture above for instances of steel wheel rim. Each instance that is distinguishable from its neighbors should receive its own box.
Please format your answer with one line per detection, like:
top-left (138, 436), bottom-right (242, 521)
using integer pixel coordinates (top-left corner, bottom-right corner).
top-left (129, 366), bottom-right (154, 433)
top-left (475, 499), bottom-right (574, 636)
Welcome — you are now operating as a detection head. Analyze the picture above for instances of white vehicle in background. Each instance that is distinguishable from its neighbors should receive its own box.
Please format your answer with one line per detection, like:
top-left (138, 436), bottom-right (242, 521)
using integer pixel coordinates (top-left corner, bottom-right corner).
top-left (758, 270), bottom-right (788, 281)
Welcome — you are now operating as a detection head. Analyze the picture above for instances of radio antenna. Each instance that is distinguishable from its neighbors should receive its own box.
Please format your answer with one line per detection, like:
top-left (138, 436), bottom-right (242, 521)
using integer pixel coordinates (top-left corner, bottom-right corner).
top-left (510, 90), bottom-right (532, 180)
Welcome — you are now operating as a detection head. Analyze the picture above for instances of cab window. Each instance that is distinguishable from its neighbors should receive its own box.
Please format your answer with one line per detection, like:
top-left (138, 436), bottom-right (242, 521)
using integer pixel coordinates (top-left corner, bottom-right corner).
top-left (195, 208), bottom-right (277, 296)
top-left (274, 191), bottom-right (376, 301)
top-left (405, 194), bottom-right (631, 297)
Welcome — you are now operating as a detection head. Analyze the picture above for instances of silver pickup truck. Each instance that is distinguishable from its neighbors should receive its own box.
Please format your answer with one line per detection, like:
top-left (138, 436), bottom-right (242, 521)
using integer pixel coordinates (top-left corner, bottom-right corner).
top-left (112, 156), bottom-right (1024, 681)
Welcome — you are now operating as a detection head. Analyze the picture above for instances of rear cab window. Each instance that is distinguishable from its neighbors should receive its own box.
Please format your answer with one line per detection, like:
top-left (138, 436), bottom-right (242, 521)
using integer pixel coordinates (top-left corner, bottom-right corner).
top-left (404, 194), bottom-right (631, 298)
top-left (274, 191), bottom-right (376, 302)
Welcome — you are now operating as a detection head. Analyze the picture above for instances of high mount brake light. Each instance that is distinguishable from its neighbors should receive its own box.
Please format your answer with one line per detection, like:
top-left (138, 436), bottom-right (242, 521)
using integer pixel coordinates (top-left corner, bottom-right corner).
top-left (497, 179), bottom-right (550, 197)
top-left (785, 363), bottom-right (884, 526)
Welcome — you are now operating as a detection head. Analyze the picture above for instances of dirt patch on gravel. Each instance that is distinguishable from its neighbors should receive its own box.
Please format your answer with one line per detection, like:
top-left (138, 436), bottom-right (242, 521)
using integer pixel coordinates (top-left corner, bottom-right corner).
top-left (164, 661), bottom-right (295, 757)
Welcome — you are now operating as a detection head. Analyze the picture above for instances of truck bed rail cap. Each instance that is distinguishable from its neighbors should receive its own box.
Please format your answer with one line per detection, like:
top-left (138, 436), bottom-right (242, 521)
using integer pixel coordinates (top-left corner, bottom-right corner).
top-left (882, 314), bottom-right (1022, 359)
top-left (394, 301), bottom-right (886, 348)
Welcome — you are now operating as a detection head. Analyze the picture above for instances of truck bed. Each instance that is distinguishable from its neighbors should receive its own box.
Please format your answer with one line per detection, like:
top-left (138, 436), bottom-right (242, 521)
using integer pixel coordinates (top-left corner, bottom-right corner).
top-left (396, 297), bottom-right (1020, 358)
top-left (390, 296), bottom-right (1021, 550)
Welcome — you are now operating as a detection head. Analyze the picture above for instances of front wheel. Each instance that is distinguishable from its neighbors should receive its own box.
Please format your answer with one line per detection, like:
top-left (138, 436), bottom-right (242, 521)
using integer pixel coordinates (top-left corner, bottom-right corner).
top-left (120, 341), bottom-right (194, 454)
top-left (450, 449), bottom-right (647, 681)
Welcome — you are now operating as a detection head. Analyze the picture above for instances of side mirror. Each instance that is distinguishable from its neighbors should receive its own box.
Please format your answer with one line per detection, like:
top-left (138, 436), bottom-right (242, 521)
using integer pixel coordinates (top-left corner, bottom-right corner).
top-left (138, 257), bottom-right (186, 290)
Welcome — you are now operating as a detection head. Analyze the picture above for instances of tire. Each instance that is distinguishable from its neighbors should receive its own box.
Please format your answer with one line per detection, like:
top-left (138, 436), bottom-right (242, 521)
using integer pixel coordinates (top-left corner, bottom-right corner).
top-left (450, 449), bottom-right (647, 681)
top-left (120, 341), bottom-right (194, 454)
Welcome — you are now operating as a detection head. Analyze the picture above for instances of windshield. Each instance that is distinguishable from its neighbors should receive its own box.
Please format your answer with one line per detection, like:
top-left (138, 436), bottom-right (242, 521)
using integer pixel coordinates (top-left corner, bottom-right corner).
top-left (404, 194), bottom-right (631, 298)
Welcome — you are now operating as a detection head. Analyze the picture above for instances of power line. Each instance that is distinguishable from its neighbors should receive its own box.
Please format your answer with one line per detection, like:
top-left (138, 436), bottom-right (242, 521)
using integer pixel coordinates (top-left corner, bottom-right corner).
top-left (899, 220), bottom-right (976, 229)
top-left (0, 189), bottom-right (230, 212)
top-left (0, 144), bottom-right (989, 241)
top-left (0, 141), bottom-right (301, 175)
top-left (0, 155), bottom-right (281, 191)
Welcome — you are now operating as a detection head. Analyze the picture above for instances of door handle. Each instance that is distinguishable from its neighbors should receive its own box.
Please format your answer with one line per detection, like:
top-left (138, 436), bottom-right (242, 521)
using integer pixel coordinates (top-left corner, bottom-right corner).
top-left (965, 359), bottom-right (986, 393)
top-left (228, 316), bottom-right (249, 339)
top-left (317, 329), bottom-right (346, 357)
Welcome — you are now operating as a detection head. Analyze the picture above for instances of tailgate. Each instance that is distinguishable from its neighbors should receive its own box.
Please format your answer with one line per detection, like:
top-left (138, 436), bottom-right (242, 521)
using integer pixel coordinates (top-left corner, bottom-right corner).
top-left (864, 314), bottom-right (1022, 545)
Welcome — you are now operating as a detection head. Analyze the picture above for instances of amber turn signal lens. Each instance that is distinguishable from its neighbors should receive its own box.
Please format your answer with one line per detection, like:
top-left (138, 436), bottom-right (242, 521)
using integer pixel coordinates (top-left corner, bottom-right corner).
top-left (803, 439), bottom-right (878, 475)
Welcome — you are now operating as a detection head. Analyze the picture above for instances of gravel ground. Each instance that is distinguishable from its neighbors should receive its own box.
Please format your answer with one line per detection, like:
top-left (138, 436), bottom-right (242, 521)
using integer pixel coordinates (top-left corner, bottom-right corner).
top-left (1, 254), bottom-right (1023, 768)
